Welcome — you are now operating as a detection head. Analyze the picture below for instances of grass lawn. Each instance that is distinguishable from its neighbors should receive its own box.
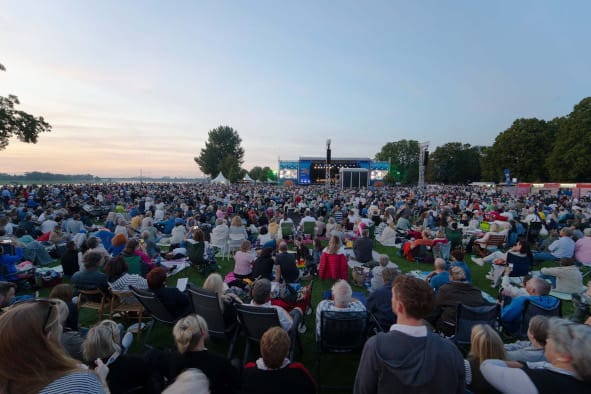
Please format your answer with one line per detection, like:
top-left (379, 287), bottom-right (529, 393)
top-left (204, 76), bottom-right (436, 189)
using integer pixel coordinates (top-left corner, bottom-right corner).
top-left (35, 244), bottom-right (574, 392)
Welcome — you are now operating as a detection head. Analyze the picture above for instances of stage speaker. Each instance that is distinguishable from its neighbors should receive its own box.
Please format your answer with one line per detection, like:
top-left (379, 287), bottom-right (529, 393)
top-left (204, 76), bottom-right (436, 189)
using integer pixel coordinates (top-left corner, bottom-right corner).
top-left (327, 149), bottom-right (331, 165)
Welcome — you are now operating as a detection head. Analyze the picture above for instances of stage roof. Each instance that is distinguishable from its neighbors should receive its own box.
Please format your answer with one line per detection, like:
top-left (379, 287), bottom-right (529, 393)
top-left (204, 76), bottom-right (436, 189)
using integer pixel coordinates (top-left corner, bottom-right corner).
top-left (298, 156), bottom-right (371, 161)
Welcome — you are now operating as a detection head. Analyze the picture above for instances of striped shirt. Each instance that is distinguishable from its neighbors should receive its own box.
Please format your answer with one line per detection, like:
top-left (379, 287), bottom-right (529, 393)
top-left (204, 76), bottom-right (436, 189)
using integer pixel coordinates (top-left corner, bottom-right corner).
top-left (39, 371), bottom-right (105, 394)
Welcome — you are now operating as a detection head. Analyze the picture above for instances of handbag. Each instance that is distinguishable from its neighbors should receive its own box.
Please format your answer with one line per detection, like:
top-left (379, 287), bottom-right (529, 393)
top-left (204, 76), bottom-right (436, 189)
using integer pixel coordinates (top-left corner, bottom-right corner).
top-left (352, 266), bottom-right (366, 287)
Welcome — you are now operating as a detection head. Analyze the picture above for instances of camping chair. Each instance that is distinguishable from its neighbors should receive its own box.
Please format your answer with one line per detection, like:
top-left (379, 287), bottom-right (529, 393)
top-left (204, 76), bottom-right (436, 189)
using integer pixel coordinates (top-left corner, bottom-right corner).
top-left (235, 304), bottom-right (298, 365)
top-left (129, 286), bottom-right (178, 348)
top-left (303, 221), bottom-right (315, 239)
top-left (124, 255), bottom-right (147, 276)
top-left (227, 233), bottom-right (246, 256)
top-left (187, 286), bottom-right (239, 358)
top-left (316, 310), bottom-right (367, 391)
top-left (526, 222), bottom-right (543, 245)
top-left (506, 252), bottom-right (533, 278)
top-left (433, 241), bottom-right (451, 262)
top-left (445, 228), bottom-right (463, 251)
top-left (517, 298), bottom-right (562, 339)
top-left (453, 303), bottom-right (499, 351)
top-left (474, 234), bottom-right (506, 257)
top-left (280, 222), bottom-right (296, 242)
top-left (77, 288), bottom-right (107, 323)
top-left (186, 240), bottom-right (217, 276)
top-left (108, 288), bottom-right (146, 338)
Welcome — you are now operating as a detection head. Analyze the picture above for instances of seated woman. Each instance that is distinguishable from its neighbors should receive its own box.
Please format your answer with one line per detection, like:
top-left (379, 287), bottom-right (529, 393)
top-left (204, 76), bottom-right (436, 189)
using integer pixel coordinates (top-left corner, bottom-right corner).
top-left (122, 239), bottom-right (154, 267)
top-left (203, 272), bottom-right (243, 326)
top-left (104, 255), bottom-right (148, 302)
top-left (71, 251), bottom-right (110, 297)
top-left (315, 280), bottom-right (366, 337)
top-left (252, 247), bottom-right (275, 281)
top-left (504, 315), bottom-right (549, 363)
top-left (464, 324), bottom-right (507, 394)
top-left (473, 239), bottom-right (532, 286)
top-left (233, 240), bottom-right (254, 280)
top-left (541, 258), bottom-right (586, 294)
top-left (83, 319), bottom-right (161, 393)
top-left (49, 225), bottom-right (68, 245)
top-left (315, 216), bottom-right (326, 237)
top-left (60, 240), bottom-right (80, 276)
top-left (377, 222), bottom-right (397, 246)
top-left (49, 283), bottom-right (79, 331)
top-left (319, 235), bottom-right (348, 280)
top-left (110, 233), bottom-right (128, 257)
top-left (168, 314), bottom-right (240, 394)
top-left (146, 267), bottom-right (191, 320)
top-left (140, 230), bottom-right (160, 259)
top-left (472, 222), bottom-right (508, 255)
top-left (481, 318), bottom-right (591, 393)
top-left (0, 299), bottom-right (108, 393)
top-left (242, 327), bottom-right (317, 394)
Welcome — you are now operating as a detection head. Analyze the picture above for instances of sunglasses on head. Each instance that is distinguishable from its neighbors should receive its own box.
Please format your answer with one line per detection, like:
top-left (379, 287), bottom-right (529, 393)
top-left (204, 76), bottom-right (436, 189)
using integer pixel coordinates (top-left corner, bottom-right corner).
top-left (20, 298), bottom-right (58, 334)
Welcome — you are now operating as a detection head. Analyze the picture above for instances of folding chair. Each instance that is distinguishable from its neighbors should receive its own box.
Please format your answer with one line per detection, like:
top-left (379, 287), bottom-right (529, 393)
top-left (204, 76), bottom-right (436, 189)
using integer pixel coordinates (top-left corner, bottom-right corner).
top-left (280, 222), bottom-right (296, 242)
top-left (517, 298), bottom-right (561, 339)
top-left (108, 288), bottom-right (146, 338)
top-left (303, 221), bottom-right (315, 239)
top-left (129, 286), bottom-right (178, 348)
top-left (316, 310), bottom-right (367, 391)
top-left (235, 304), bottom-right (298, 365)
top-left (187, 286), bottom-right (239, 358)
top-left (453, 303), bottom-right (499, 351)
top-left (77, 288), bottom-right (107, 323)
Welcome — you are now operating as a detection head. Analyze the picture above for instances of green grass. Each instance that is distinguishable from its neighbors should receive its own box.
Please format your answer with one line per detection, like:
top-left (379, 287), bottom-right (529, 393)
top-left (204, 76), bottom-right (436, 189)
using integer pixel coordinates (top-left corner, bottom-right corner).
top-left (34, 245), bottom-right (574, 391)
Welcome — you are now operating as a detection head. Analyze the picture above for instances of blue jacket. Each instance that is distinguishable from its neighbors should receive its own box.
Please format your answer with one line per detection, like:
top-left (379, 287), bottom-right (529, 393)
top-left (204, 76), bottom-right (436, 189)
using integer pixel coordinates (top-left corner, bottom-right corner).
top-left (501, 295), bottom-right (560, 323)
top-left (0, 247), bottom-right (24, 281)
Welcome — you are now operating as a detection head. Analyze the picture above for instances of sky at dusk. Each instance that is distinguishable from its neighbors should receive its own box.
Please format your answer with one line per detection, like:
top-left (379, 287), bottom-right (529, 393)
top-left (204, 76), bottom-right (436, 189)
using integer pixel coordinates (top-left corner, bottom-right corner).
top-left (1, 0), bottom-right (590, 178)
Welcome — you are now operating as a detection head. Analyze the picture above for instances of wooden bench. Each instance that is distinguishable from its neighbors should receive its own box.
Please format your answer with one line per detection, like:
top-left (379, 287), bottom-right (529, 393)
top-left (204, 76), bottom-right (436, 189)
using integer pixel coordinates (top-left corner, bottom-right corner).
top-left (474, 234), bottom-right (506, 257)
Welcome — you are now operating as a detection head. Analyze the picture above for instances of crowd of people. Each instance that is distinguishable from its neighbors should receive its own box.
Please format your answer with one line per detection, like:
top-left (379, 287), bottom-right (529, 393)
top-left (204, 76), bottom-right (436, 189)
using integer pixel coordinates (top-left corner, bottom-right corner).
top-left (1, 181), bottom-right (591, 393)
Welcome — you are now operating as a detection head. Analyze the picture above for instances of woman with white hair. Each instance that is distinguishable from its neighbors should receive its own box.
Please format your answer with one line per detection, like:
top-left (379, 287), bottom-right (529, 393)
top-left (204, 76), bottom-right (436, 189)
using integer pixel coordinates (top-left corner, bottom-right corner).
top-left (481, 318), bottom-right (591, 393)
top-left (315, 280), bottom-right (366, 337)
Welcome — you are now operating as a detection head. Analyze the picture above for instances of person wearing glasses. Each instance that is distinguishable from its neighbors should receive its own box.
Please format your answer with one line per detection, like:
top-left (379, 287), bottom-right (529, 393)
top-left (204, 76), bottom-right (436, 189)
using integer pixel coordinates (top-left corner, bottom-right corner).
top-left (0, 299), bottom-right (109, 393)
top-left (481, 318), bottom-right (591, 393)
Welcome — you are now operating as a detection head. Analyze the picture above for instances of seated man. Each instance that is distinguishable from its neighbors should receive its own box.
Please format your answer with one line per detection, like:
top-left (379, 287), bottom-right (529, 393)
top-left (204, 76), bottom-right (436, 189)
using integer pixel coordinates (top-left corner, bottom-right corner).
top-left (533, 227), bottom-right (575, 262)
top-left (353, 229), bottom-right (374, 265)
top-left (315, 280), bottom-right (366, 337)
top-left (429, 266), bottom-right (489, 337)
top-left (250, 278), bottom-right (302, 333)
top-left (366, 267), bottom-right (399, 332)
top-left (424, 258), bottom-right (450, 294)
top-left (274, 241), bottom-right (300, 284)
top-left (354, 275), bottom-right (465, 393)
top-left (501, 276), bottom-right (560, 333)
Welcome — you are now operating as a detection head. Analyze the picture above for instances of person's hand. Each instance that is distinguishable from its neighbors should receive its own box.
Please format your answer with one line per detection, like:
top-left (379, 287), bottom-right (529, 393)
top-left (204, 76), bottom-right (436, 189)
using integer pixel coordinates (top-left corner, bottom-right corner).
top-left (505, 361), bottom-right (523, 368)
top-left (504, 266), bottom-right (512, 275)
top-left (95, 358), bottom-right (109, 382)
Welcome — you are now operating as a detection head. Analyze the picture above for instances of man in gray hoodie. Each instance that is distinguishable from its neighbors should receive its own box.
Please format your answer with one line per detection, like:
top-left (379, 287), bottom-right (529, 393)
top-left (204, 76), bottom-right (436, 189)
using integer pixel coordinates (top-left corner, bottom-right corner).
top-left (354, 275), bottom-right (465, 394)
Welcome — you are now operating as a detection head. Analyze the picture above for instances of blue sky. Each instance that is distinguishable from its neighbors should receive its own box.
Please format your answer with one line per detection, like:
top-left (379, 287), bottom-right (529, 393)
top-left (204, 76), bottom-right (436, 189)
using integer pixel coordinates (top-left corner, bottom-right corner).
top-left (1, 0), bottom-right (590, 177)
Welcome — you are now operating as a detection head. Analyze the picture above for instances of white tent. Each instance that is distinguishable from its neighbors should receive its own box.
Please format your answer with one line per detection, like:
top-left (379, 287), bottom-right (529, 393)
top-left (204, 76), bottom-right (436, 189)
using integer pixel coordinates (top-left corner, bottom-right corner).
top-left (211, 172), bottom-right (229, 185)
top-left (242, 174), bottom-right (255, 183)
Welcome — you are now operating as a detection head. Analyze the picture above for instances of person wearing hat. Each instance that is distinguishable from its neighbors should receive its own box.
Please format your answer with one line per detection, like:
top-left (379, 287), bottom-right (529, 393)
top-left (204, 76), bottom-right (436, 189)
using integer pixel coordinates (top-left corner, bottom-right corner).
top-left (575, 228), bottom-right (591, 266)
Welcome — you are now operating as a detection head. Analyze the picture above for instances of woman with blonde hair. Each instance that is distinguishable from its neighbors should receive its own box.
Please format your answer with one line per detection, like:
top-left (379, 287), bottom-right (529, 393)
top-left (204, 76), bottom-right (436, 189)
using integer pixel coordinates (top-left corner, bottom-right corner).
top-left (319, 235), bottom-right (348, 280)
top-left (465, 324), bottom-right (507, 394)
top-left (203, 273), bottom-right (243, 325)
top-left (169, 314), bottom-right (240, 394)
top-left (83, 319), bottom-right (159, 393)
top-left (0, 299), bottom-right (108, 393)
top-left (232, 240), bottom-right (254, 279)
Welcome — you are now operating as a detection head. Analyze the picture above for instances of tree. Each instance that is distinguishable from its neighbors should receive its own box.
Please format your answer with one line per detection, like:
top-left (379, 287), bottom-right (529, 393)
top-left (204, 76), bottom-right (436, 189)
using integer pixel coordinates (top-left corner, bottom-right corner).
top-left (194, 126), bottom-right (244, 179)
top-left (249, 166), bottom-right (264, 182)
top-left (546, 97), bottom-right (591, 181)
top-left (426, 142), bottom-right (482, 184)
top-left (219, 154), bottom-right (243, 183)
top-left (0, 63), bottom-right (52, 150)
top-left (374, 139), bottom-right (419, 184)
top-left (484, 118), bottom-right (555, 182)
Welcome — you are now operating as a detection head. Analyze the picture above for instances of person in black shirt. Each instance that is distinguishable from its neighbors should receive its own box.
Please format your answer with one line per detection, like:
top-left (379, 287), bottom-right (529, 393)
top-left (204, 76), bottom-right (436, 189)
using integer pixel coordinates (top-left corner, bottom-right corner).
top-left (146, 267), bottom-right (191, 320)
top-left (252, 247), bottom-right (275, 280)
top-left (274, 242), bottom-right (299, 283)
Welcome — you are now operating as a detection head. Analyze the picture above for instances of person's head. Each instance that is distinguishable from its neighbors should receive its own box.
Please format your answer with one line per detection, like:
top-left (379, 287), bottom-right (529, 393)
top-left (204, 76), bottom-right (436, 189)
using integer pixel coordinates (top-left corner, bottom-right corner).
top-left (82, 319), bottom-right (121, 364)
top-left (362, 229), bottom-right (369, 238)
top-left (0, 281), bottom-right (16, 308)
top-left (239, 240), bottom-right (251, 253)
top-left (123, 238), bottom-right (140, 255)
top-left (203, 273), bottom-right (225, 302)
top-left (332, 280), bottom-right (353, 308)
top-left (328, 235), bottom-right (340, 254)
top-left (278, 241), bottom-right (288, 253)
top-left (450, 249), bottom-right (464, 262)
top-left (434, 258), bottom-right (446, 272)
top-left (173, 314), bottom-right (209, 354)
top-left (545, 318), bottom-right (591, 381)
top-left (48, 283), bottom-right (74, 304)
top-left (162, 368), bottom-right (210, 394)
top-left (391, 275), bottom-right (435, 321)
top-left (450, 266), bottom-right (466, 281)
top-left (378, 254), bottom-right (388, 267)
top-left (146, 267), bottom-right (168, 290)
top-left (469, 324), bottom-right (507, 365)
top-left (584, 228), bottom-right (591, 238)
top-left (381, 267), bottom-right (400, 286)
top-left (525, 276), bottom-right (551, 296)
top-left (65, 240), bottom-right (77, 251)
top-left (560, 227), bottom-right (572, 237)
top-left (0, 299), bottom-right (79, 392)
top-left (559, 257), bottom-right (575, 267)
top-left (192, 228), bottom-right (205, 242)
top-left (86, 236), bottom-right (99, 249)
top-left (251, 279), bottom-right (272, 305)
top-left (230, 215), bottom-right (242, 227)
top-left (111, 233), bottom-right (128, 247)
top-left (527, 315), bottom-right (550, 347)
top-left (313, 237), bottom-right (323, 250)
top-left (82, 250), bottom-right (103, 270)
top-left (517, 239), bottom-right (532, 255)
top-left (103, 255), bottom-right (129, 280)
top-left (259, 327), bottom-right (290, 369)
top-left (215, 218), bottom-right (225, 226)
